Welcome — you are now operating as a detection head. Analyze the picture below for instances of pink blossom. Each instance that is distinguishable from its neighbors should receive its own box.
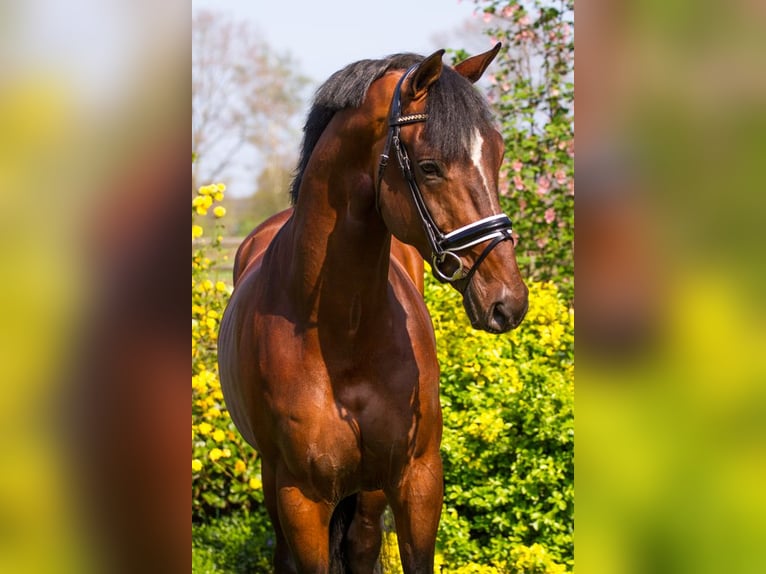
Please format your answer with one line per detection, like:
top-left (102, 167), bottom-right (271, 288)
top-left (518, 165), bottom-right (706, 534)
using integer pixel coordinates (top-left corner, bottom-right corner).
top-left (515, 29), bottom-right (538, 43)
top-left (518, 198), bottom-right (527, 212)
top-left (511, 159), bottom-right (523, 173)
top-left (502, 5), bottom-right (519, 18)
top-left (499, 180), bottom-right (509, 197)
top-left (483, 12), bottom-right (493, 23)
top-left (513, 174), bottom-right (525, 191)
top-left (544, 208), bottom-right (556, 224)
top-left (486, 73), bottom-right (496, 85)
top-left (554, 169), bottom-right (567, 185)
top-left (536, 176), bottom-right (551, 196)
top-left (519, 15), bottom-right (530, 27)
top-left (536, 237), bottom-right (548, 249)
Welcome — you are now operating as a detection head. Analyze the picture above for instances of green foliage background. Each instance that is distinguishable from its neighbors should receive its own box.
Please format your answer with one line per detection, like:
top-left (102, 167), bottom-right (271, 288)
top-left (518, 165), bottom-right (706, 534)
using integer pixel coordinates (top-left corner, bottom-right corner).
top-left (457, 0), bottom-right (574, 301)
top-left (430, 276), bottom-right (573, 571)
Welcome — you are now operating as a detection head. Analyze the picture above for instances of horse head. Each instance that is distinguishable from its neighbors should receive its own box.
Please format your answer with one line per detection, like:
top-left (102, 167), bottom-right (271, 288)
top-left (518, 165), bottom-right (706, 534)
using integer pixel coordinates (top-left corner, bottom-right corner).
top-left (376, 45), bottom-right (529, 333)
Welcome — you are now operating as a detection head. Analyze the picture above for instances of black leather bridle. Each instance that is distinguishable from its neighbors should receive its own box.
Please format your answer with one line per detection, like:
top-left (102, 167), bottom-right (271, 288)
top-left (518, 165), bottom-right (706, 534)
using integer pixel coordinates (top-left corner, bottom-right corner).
top-left (375, 65), bottom-right (515, 292)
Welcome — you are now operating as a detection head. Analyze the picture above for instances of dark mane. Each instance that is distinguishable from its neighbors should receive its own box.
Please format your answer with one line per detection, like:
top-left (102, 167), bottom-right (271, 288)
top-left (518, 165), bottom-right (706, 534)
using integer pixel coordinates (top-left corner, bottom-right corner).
top-left (289, 52), bottom-right (496, 204)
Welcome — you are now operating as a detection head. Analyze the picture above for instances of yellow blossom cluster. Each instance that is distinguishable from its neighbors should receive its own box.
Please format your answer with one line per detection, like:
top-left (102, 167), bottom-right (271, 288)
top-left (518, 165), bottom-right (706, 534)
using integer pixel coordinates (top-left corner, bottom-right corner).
top-left (192, 182), bottom-right (227, 237)
top-left (192, 181), bottom-right (263, 518)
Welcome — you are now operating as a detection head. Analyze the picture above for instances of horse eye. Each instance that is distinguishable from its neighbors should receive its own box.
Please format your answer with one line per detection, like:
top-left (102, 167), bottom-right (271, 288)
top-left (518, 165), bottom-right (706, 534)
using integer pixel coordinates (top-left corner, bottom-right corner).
top-left (418, 160), bottom-right (443, 178)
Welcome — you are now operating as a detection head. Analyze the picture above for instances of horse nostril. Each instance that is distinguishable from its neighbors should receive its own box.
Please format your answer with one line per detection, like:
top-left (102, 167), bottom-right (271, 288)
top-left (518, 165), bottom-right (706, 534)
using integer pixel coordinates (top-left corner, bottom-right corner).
top-left (490, 302), bottom-right (512, 332)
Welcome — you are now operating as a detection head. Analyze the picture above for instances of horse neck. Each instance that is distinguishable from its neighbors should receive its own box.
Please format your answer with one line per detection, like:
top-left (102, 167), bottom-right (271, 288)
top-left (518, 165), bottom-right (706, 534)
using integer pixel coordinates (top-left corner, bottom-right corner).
top-left (284, 112), bottom-right (391, 326)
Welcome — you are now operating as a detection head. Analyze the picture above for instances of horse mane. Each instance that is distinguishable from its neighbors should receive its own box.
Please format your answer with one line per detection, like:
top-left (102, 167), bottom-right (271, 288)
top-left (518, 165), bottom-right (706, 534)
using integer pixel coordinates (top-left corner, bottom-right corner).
top-left (289, 52), bottom-right (496, 204)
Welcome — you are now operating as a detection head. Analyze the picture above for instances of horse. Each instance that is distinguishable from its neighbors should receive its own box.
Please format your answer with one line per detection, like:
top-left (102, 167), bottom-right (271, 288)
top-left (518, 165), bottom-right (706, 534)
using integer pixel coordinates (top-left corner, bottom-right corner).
top-left (218, 44), bottom-right (529, 573)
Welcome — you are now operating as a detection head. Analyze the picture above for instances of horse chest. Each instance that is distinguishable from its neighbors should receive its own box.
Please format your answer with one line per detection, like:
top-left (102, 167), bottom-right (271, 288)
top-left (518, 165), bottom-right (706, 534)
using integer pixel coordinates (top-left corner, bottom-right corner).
top-left (259, 352), bottom-right (429, 488)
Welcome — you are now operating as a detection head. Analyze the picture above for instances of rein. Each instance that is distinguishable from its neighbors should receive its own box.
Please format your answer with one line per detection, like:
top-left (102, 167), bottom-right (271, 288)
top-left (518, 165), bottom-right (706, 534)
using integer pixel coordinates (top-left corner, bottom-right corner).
top-left (375, 65), bottom-right (514, 292)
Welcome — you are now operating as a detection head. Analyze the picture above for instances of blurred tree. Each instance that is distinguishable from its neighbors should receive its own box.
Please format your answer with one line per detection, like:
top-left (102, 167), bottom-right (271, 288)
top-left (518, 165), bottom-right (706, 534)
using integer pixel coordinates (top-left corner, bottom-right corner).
top-left (233, 155), bottom-right (293, 234)
top-left (192, 10), bottom-right (308, 195)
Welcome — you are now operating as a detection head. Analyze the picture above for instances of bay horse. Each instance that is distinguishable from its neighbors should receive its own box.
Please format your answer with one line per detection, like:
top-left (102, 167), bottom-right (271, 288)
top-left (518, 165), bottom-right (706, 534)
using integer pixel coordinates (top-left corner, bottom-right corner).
top-left (218, 45), bottom-right (528, 573)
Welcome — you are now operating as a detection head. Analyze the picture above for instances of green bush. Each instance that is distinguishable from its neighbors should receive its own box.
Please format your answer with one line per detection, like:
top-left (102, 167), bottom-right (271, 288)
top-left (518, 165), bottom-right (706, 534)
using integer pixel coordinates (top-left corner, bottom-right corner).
top-left (192, 512), bottom-right (273, 573)
top-left (455, 0), bottom-right (574, 301)
top-left (192, 184), bottom-right (270, 528)
top-left (427, 274), bottom-right (574, 571)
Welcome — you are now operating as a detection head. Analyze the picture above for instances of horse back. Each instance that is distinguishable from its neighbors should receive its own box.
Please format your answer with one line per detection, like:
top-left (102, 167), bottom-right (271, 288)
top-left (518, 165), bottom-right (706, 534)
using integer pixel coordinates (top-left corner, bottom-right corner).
top-left (232, 208), bottom-right (294, 286)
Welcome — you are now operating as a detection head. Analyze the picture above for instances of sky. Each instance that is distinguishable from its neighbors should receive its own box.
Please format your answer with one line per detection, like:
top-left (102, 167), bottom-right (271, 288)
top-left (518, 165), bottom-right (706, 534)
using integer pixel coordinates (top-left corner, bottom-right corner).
top-left (191, 0), bottom-right (489, 84)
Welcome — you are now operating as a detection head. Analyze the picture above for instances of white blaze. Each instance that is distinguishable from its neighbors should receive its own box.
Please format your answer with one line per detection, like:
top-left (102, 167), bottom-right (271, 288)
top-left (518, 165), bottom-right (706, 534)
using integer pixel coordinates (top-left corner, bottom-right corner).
top-left (470, 128), bottom-right (491, 197)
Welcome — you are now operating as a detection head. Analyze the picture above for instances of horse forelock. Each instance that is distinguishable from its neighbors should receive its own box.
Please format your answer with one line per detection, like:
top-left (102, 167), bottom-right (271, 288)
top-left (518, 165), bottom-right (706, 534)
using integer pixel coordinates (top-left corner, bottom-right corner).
top-left (289, 53), bottom-right (496, 205)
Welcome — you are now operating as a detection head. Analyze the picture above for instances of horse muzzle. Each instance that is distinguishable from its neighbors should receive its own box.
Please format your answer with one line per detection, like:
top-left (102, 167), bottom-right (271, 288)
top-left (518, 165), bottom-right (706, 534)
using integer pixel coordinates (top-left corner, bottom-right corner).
top-left (464, 282), bottom-right (529, 334)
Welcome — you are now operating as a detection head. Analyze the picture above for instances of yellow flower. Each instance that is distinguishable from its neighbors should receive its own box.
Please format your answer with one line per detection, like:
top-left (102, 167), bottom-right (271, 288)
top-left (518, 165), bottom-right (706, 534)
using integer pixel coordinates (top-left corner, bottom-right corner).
top-left (213, 206), bottom-right (226, 218)
top-left (216, 183), bottom-right (226, 192)
top-left (212, 429), bottom-right (225, 442)
top-left (192, 224), bottom-right (203, 239)
top-left (234, 460), bottom-right (246, 474)
top-left (192, 459), bottom-right (202, 472)
top-left (249, 477), bottom-right (262, 490)
top-left (198, 422), bottom-right (212, 435)
top-left (215, 281), bottom-right (227, 292)
top-left (192, 195), bottom-right (213, 216)
top-left (209, 448), bottom-right (223, 462)
top-left (191, 374), bottom-right (207, 393)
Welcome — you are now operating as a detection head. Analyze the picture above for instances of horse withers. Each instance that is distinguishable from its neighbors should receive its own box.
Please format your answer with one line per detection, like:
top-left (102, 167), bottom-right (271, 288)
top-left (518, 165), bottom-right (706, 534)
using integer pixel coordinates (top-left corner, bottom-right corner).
top-left (218, 44), bottom-right (528, 573)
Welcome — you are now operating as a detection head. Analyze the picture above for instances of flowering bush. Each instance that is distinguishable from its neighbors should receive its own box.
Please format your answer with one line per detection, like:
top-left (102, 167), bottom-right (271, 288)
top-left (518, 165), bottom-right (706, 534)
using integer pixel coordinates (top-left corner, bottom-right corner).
top-left (457, 0), bottom-right (574, 301)
top-left (192, 184), bottom-right (265, 519)
top-left (428, 273), bottom-right (574, 571)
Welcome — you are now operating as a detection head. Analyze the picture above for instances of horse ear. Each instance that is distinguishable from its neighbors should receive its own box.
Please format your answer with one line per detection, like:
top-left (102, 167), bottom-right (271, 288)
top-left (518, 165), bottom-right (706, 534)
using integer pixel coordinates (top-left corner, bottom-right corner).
top-left (454, 42), bottom-right (502, 83)
top-left (409, 49), bottom-right (445, 101)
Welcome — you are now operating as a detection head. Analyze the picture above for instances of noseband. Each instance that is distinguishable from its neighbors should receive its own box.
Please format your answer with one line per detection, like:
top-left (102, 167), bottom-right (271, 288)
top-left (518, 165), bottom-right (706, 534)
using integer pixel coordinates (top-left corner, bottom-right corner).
top-left (376, 65), bottom-right (514, 292)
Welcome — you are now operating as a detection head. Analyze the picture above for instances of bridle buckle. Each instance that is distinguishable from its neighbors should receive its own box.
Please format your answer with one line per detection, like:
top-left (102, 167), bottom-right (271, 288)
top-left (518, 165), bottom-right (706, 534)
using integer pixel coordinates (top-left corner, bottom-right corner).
top-left (432, 251), bottom-right (466, 283)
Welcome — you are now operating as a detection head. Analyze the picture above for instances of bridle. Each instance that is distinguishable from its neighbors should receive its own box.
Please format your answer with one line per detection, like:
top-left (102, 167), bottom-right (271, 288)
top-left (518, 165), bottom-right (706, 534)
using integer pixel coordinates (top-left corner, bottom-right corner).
top-left (375, 65), bottom-right (515, 292)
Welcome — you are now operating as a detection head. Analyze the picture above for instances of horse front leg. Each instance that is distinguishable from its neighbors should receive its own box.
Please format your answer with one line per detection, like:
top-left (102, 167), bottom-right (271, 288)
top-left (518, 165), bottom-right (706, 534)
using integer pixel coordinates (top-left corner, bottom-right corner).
top-left (261, 460), bottom-right (298, 573)
top-left (276, 466), bottom-right (333, 574)
top-left (387, 451), bottom-right (444, 574)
